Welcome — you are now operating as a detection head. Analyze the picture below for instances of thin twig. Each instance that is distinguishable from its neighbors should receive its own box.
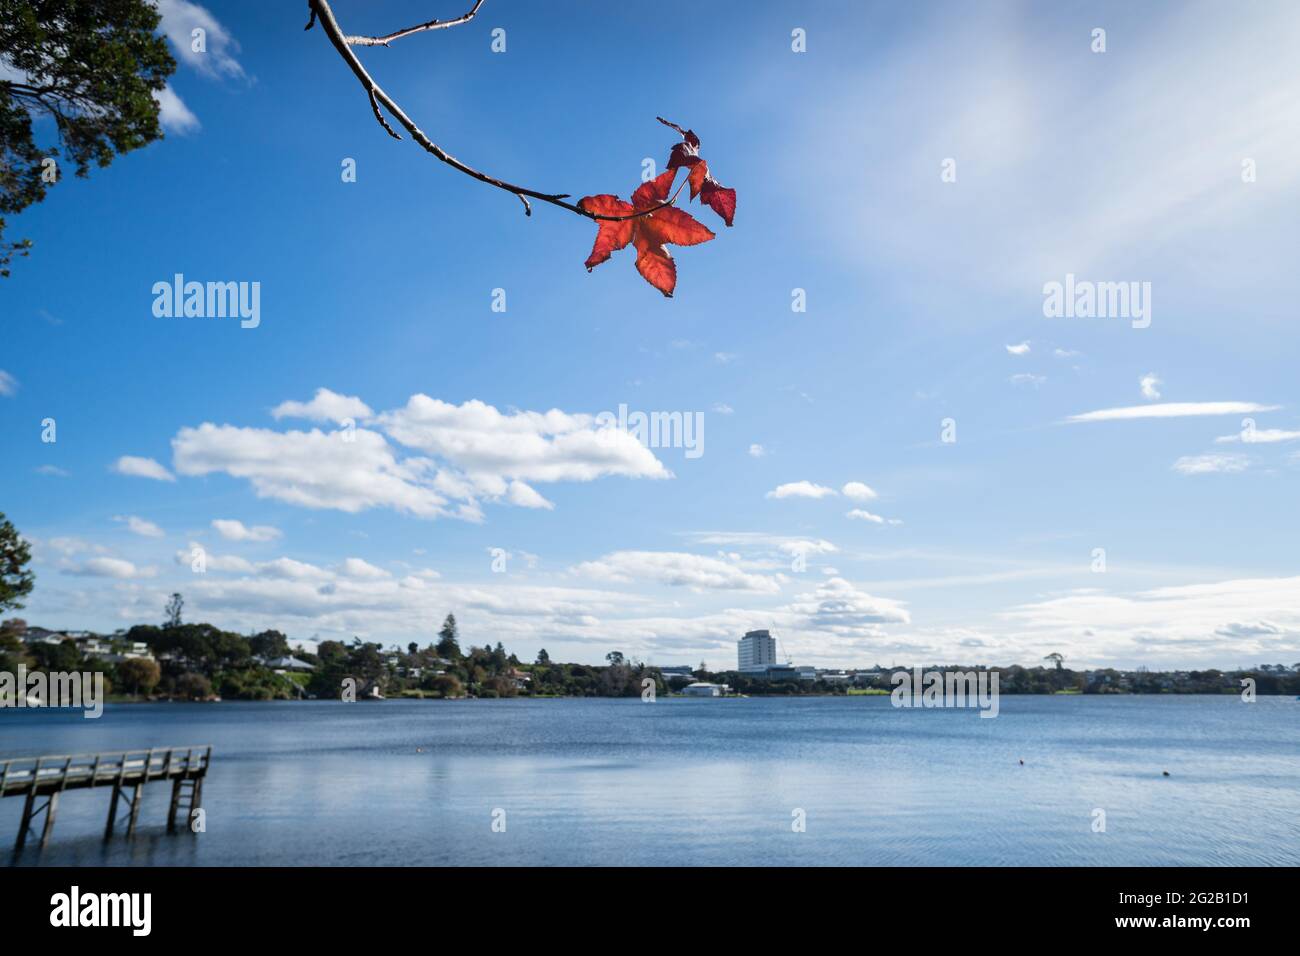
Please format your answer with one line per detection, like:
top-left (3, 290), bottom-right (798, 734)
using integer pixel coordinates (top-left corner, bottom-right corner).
top-left (344, 0), bottom-right (485, 46)
top-left (305, 0), bottom-right (677, 222)
top-left (368, 88), bottom-right (399, 139)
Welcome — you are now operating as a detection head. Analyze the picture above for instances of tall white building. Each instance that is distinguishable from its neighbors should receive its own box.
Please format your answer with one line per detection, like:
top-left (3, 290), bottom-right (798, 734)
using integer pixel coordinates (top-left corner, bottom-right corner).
top-left (737, 629), bottom-right (778, 672)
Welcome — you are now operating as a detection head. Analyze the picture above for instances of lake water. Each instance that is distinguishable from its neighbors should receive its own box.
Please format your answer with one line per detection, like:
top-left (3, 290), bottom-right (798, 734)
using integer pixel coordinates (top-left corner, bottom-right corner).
top-left (3, 696), bottom-right (1298, 866)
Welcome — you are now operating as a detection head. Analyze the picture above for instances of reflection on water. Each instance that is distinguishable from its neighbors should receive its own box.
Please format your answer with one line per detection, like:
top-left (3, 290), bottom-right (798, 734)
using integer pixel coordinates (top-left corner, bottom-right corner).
top-left (3, 696), bottom-right (1297, 866)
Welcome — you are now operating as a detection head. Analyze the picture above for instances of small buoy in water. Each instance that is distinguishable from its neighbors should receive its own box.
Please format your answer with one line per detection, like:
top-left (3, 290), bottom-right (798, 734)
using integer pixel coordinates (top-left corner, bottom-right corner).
top-left (1019, 758), bottom-right (1024, 765)
top-left (1162, 770), bottom-right (1170, 776)
top-left (416, 747), bottom-right (424, 753)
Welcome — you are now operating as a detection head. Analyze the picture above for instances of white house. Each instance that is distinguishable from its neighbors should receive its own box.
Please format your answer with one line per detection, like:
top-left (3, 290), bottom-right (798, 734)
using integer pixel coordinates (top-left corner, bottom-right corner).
top-left (266, 655), bottom-right (316, 673)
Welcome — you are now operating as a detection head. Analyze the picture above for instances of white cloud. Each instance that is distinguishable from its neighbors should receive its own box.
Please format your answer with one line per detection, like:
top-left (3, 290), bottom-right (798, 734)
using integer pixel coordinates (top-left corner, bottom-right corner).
top-left (682, 531), bottom-right (840, 555)
top-left (114, 515), bottom-right (164, 538)
top-left (1005, 341), bottom-right (1030, 355)
top-left (1216, 621), bottom-right (1282, 639)
top-left (406, 567), bottom-right (443, 581)
top-left (62, 557), bottom-right (150, 579)
top-left (153, 86), bottom-right (199, 134)
top-left (1172, 454), bottom-right (1251, 475)
top-left (841, 481), bottom-right (878, 501)
top-left (572, 550), bottom-right (782, 593)
top-left (154, 566), bottom-right (646, 648)
top-left (147, 1), bottom-right (244, 135)
top-left (173, 423), bottom-right (451, 518)
top-left (211, 519), bottom-right (281, 542)
top-left (1216, 426), bottom-right (1300, 444)
top-left (1003, 575), bottom-right (1300, 667)
top-left (338, 557), bottom-right (390, 580)
top-left (846, 508), bottom-right (902, 526)
top-left (155, 0), bottom-right (244, 79)
top-left (784, 576), bottom-right (911, 634)
top-left (35, 465), bottom-right (69, 478)
top-left (39, 537), bottom-right (102, 558)
top-left (259, 557), bottom-right (334, 582)
top-left (1053, 348), bottom-right (1082, 358)
top-left (1067, 401), bottom-right (1280, 424)
top-left (1009, 373), bottom-right (1046, 387)
top-left (376, 395), bottom-right (670, 486)
top-left (112, 455), bottom-right (175, 482)
top-left (1140, 373), bottom-right (1163, 400)
top-left (748, 443), bottom-right (766, 458)
top-left (169, 394), bottom-right (670, 522)
top-left (766, 481), bottom-right (837, 500)
top-left (712, 403), bottom-right (734, 415)
top-left (271, 388), bottom-right (372, 425)
top-left (486, 547), bottom-right (537, 570)
top-left (51, 535), bottom-right (921, 668)
top-left (175, 545), bottom-right (254, 573)
top-left (0, 370), bottom-right (18, 396)
top-left (778, 539), bottom-right (837, 556)
top-left (505, 480), bottom-right (554, 510)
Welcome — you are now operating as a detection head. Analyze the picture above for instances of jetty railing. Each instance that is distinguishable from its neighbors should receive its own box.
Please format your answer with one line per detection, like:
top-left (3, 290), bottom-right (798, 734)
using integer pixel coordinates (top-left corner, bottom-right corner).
top-left (1, 745), bottom-right (212, 851)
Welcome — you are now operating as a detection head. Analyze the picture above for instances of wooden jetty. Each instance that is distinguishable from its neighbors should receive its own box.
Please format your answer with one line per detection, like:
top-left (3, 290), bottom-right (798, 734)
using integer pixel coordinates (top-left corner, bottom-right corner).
top-left (1, 746), bottom-right (211, 851)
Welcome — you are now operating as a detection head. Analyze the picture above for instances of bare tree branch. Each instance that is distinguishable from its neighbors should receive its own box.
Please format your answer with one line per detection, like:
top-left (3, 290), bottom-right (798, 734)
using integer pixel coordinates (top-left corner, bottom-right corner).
top-left (343, 0), bottom-right (485, 46)
top-left (305, 0), bottom-right (680, 222)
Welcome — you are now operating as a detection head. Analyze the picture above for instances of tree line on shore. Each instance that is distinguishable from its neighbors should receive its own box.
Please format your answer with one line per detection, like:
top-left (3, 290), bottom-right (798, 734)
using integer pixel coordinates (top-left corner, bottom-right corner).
top-left (5, 607), bottom-right (1298, 701)
top-left (0, 609), bottom-right (676, 702)
top-left (2, 512), bottom-right (1298, 700)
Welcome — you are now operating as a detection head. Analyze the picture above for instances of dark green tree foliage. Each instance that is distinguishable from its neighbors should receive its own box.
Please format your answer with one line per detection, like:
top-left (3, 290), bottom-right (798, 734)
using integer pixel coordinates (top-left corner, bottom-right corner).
top-left (117, 657), bottom-right (160, 695)
top-left (0, 617), bottom-right (27, 671)
top-left (436, 613), bottom-right (461, 659)
top-left (250, 629), bottom-right (290, 659)
top-left (0, 511), bottom-right (34, 611)
top-left (174, 672), bottom-right (213, 700)
top-left (0, 0), bottom-right (175, 274)
top-left (163, 591), bottom-right (183, 627)
top-left (528, 659), bottom-right (665, 699)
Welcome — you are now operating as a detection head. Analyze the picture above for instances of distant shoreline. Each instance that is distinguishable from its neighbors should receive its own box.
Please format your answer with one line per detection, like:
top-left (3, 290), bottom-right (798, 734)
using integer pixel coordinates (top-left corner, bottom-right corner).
top-left (57, 688), bottom-right (1295, 706)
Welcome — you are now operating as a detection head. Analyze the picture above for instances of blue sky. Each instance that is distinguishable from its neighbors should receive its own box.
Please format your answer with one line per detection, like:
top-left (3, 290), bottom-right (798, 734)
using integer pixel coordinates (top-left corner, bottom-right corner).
top-left (2, 0), bottom-right (1299, 670)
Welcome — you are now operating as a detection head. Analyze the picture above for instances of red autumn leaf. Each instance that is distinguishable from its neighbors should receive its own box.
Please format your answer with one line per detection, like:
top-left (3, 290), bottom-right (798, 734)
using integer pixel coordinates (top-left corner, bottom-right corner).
top-left (659, 120), bottom-right (736, 227)
top-left (579, 168), bottom-right (714, 297)
top-left (699, 176), bottom-right (737, 227)
top-left (580, 194), bottom-right (635, 271)
top-left (680, 158), bottom-right (735, 225)
top-left (667, 133), bottom-right (702, 171)
top-left (687, 160), bottom-right (709, 198)
top-left (660, 117), bottom-right (700, 170)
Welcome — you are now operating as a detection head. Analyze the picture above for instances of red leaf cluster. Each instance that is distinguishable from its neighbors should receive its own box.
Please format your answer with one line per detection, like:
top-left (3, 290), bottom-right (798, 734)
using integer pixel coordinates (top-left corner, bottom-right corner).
top-left (578, 120), bottom-right (736, 297)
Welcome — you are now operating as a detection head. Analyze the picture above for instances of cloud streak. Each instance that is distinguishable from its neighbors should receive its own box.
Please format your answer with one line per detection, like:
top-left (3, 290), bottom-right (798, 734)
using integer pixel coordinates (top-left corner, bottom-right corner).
top-left (1066, 402), bottom-right (1280, 423)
